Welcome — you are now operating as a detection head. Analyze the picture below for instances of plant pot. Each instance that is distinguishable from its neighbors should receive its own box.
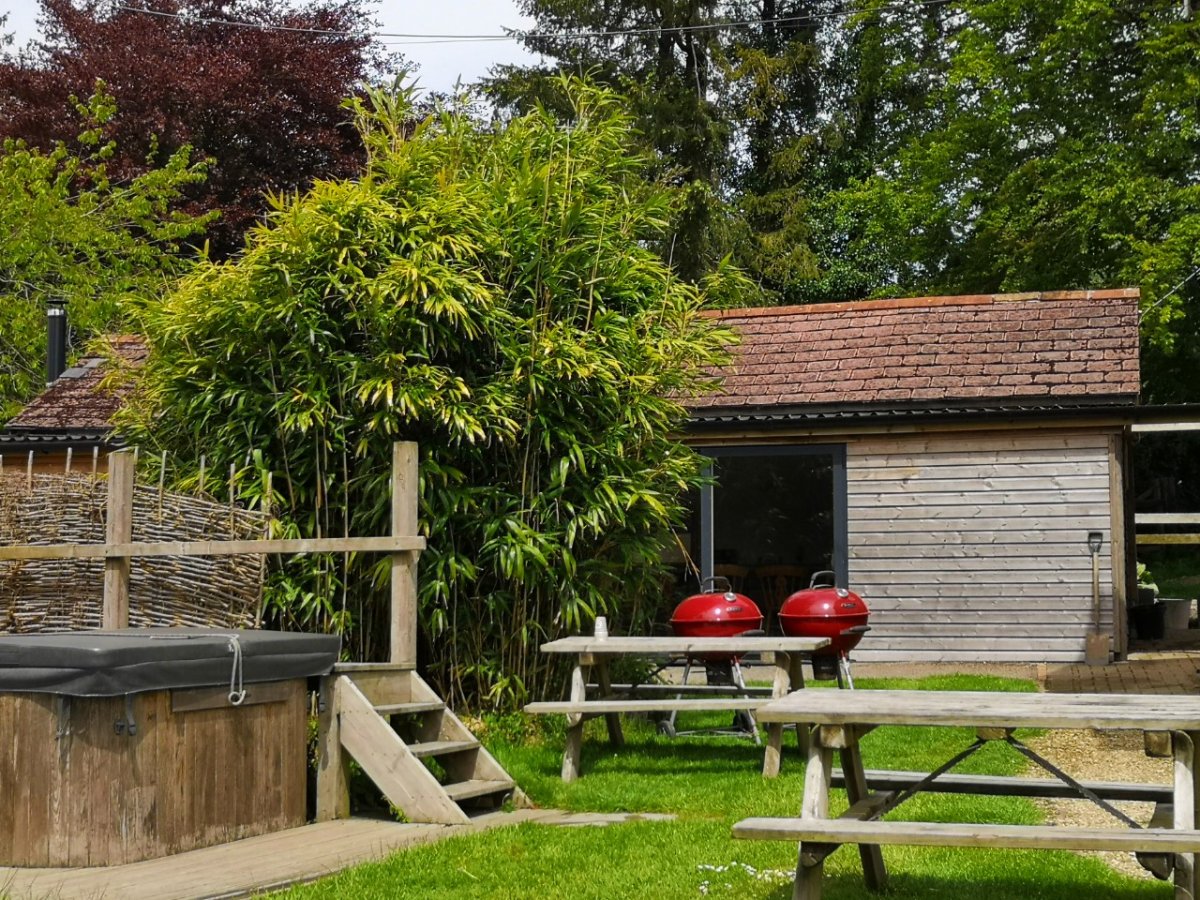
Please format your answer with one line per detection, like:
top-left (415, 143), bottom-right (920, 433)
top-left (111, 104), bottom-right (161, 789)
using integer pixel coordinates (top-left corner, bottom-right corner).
top-left (1160, 598), bottom-right (1192, 632)
top-left (1130, 602), bottom-right (1166, 641)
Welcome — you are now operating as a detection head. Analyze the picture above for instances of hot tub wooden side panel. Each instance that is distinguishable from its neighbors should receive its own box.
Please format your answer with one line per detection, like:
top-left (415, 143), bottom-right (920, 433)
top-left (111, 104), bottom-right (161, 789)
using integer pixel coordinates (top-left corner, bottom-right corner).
top-left (0, 681), bottom-right (308, 867)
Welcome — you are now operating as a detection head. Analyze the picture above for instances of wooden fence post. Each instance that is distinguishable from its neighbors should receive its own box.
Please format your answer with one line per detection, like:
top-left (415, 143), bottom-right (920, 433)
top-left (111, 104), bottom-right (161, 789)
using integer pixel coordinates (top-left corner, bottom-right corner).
top-left (102, 449), bottom-right (135, 629)
top-left (390, 442), bottom-right (420, 666)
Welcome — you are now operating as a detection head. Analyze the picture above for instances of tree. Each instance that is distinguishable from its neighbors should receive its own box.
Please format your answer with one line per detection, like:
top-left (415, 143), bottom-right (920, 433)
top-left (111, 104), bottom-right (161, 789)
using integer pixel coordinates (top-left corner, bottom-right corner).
top-left (1, 0), bottom-right (396, 256)
top-left (488, 1), bottom-right (738, 283)
top-left (824, 1), bottom-right (1200, 398)
top-left (120, 80), bottom-right (744, 707)
top-left (488, 2), bottom-right (959, 301)
top-left (0, 88), bottom-right (210, 421)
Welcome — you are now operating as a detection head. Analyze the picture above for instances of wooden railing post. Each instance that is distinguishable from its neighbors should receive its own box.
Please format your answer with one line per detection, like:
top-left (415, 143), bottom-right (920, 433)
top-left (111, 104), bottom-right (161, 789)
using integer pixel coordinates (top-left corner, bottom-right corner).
top-left (102, 449), bottom-right (135, 629)
top-left (390, 442), bottom-right (420, 666)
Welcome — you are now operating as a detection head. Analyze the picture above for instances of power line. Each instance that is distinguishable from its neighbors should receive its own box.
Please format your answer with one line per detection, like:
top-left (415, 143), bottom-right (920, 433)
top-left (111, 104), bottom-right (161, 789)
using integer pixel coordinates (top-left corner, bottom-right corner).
top-left (113, 1), bottom-right (956, 46)
top-left (1143, 264), bottom-right (1200, 317)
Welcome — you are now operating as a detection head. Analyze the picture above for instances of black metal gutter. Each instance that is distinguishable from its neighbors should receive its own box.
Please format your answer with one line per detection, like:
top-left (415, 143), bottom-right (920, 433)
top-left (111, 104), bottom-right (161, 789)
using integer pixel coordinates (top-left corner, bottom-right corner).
top-left (685, 400), bottom-right (1200, 433)
top-left (0, 429), bottom-right (125, 454)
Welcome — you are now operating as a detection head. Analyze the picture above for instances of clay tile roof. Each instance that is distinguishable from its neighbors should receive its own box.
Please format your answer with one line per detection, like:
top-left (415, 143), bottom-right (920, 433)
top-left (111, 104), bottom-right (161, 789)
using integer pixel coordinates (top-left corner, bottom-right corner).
top-left (5, 336), bottom-right (148, 432)
top-left (688, 290), bottom-right (1141, 412)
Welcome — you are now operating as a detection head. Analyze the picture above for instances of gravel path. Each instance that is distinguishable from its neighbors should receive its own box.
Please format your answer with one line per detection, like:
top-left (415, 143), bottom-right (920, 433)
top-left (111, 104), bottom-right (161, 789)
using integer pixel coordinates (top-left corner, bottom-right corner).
top-left (1025, 728), bottom-right (1172, 880)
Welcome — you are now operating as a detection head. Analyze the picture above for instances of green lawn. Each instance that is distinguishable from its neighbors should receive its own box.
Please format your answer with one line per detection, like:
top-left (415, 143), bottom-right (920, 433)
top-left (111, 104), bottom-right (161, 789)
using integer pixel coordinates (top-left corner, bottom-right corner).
top-left (273, 675), bottom-right (1169, 899)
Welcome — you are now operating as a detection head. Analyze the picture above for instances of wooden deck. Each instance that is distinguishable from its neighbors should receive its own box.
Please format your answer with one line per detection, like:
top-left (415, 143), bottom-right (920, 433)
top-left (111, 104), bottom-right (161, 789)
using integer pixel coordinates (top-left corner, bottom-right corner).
top-left (0, 811), bottom-right (569, 899)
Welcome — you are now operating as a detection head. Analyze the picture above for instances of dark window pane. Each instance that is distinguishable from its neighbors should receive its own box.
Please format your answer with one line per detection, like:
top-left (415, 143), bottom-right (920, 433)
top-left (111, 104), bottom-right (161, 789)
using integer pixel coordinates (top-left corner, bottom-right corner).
top-left (712, 453), bottom-right (835, 624)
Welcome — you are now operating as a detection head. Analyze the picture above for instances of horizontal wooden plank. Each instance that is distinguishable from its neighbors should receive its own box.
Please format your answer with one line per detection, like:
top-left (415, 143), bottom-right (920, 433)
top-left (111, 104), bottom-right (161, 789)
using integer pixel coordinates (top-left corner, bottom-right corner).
top-left (851, 461), bottom-right (1107, 481)
top-left (847, 526), bottom-right (1110, 544)
top-left (851, 542), bottom-right (1109, 560)
top-left (171, 680), bottom-right (295, 712)
top-left (853, 649), bottom-right (1084, 663)
top-left (850, 504), bottom-right (1110, 521)
top-left (829, 769), bottom-right (1171, 803)
top-left (850, 557), bottom-right (1095, 573)
top-left (332, 663), bottom-right (416, 673)
top-left (731, 818), bottom-right (1200, 853)
top-left (857, 636), bottom-right (1091, 651)
top-left (526, 699), bottom-right (763, 715)
top-left (848, 475), bottom-right (1110, 494)
top-left (538, 636), bottom-right (827, 654)
top-left (1137, 534), bottom-right (1200, 545)
top-left (848, 489), bottom-right (1110, 506)
top-left (1132, 422), bottom-right (1200, 433)
top-left (848, 570), bottom-right (1095, 585)
top-left (0, 535), bottom-right (425, 561)
top-left (865, 622), bottom-right (1101, 638)
top-left (1135, 514), bottom-right (1200, 525)
top-left (849, 583), bottom-right (1093, 599)
top-left (868, 609), bottom-right (1096, 625)
top-left (848, 433), bottom-right (1112, 459)
top-left (862, 593), bottom-right (1100, 610)
top-left (585, 683), bottom-right (773, 696)
top-left (755, 689), bottom-right (1200, 730)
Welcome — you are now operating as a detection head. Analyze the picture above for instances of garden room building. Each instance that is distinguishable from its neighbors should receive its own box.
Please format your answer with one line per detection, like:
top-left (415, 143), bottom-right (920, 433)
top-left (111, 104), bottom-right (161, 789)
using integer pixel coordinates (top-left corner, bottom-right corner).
top-left (677, 290), bottom-right (1144, 663)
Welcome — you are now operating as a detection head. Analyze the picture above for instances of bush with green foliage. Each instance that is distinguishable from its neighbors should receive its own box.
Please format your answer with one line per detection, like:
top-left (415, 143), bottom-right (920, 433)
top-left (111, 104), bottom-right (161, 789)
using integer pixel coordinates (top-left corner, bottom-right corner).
top-left (121, 79), bottom-right (743, 708)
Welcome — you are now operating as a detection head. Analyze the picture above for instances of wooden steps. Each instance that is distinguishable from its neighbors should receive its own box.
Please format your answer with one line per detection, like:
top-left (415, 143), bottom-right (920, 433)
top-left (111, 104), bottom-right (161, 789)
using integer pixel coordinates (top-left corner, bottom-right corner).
top-left (317, 668), bottom-right (523, 826)
top-left (409, 739), bottom-right (480, 758)
top-left (444, 779), bottom-right (516, 802)
top-left (373, 701), bottom-right (446, 716)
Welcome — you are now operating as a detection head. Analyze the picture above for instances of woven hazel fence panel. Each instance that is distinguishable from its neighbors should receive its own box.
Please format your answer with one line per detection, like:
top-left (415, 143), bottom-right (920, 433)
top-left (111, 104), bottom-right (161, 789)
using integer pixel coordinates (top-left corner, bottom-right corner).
top-left (0, 472), bottom-right (268, 632)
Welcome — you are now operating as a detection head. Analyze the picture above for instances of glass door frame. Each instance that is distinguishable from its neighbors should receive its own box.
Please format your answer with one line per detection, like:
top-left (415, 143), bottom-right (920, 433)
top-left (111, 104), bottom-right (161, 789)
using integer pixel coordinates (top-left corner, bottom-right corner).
top-left (696, 444), bottom-right (848, 587)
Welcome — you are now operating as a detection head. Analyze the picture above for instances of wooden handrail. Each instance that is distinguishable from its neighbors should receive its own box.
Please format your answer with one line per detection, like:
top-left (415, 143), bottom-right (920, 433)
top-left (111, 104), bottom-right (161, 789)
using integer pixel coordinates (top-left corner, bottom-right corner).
top-left (0, 535), bottom-right (426, 561)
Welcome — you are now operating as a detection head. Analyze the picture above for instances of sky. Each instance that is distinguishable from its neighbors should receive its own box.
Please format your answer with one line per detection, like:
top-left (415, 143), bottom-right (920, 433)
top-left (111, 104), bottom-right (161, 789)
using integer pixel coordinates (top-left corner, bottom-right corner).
top-left (1, 1), bottom-right (541, 96)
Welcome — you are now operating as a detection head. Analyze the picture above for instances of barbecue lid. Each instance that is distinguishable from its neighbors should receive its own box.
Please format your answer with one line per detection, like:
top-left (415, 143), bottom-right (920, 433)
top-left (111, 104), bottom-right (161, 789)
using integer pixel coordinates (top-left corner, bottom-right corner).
top-left (670, 577), bottom-right (762, 625)
top-left (779, 571), bottom-right (869, 620)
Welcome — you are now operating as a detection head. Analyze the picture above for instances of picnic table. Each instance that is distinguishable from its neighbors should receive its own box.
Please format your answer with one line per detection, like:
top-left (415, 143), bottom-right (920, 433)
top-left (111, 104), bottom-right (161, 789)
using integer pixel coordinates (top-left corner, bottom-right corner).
top-left (524, 634), bottom-right (830, 781)
top-left (732, 688), bottom-right (1200, 900)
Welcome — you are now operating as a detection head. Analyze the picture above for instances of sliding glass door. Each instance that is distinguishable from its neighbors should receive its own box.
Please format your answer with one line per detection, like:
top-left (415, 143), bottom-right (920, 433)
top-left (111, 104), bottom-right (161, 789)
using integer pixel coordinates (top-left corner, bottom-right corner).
top-left (670, 445), bottom-right (847, 627)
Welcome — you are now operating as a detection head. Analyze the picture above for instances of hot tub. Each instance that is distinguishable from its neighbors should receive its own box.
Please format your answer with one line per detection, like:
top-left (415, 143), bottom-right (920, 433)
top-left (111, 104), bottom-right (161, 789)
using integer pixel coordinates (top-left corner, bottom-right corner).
top-left (0, 628), bottom-right (339, 867)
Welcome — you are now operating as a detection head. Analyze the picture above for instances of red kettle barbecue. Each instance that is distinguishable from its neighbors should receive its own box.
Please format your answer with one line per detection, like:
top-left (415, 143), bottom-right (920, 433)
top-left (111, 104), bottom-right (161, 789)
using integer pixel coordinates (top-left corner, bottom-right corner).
top-left (778, 570), bottom-right (870, 686)
top-left (670, 576), bottom-right (764, 657)
top-left (663, 577), bottom-right (764, 740)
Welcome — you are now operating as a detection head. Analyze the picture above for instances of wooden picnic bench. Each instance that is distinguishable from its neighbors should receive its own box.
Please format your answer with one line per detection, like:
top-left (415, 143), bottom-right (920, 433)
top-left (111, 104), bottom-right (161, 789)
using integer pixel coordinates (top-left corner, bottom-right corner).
top-left (732, 688), bottom-right (1200, 900)
top-left (525, 634), bottom-right (829, 781)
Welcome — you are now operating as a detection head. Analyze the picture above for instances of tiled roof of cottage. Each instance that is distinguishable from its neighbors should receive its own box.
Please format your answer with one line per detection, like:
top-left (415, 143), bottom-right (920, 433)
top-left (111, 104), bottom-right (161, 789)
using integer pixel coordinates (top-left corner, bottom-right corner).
top-left (5, 336), bottom-right (147, 432)
top-left (688, 290), bottom-right (1140, 413)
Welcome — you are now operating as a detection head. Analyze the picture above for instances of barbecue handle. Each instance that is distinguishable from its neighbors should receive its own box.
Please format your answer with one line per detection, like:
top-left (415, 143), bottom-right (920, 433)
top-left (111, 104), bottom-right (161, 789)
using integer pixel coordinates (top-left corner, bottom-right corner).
top-left (808, 570), bottom-right (837, 589)
top-left (700, 575), bottom-right (733, 594)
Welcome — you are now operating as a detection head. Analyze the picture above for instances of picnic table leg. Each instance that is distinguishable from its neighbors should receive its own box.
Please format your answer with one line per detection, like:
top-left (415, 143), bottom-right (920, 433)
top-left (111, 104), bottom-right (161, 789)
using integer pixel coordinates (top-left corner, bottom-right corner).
top-left (790, 653), bottom-right (811, 757)
top-left (794, 732), bottom-right (834, 900)
top-left (1174, 731), bottom-right (1198, 900)
top-left (839, 729), bottom-right (888, 891)
top-left (763, 651), bottom-right (791, 777)
top-left (595, 657), bottom-right (624, 747)
top-left (562, 660), bottom-right (588, 782)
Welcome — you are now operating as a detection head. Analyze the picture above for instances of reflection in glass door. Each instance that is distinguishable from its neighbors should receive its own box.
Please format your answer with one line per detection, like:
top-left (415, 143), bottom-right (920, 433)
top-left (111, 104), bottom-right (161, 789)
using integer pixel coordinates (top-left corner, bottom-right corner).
top-left (681, 446), bottom-right (846, 630)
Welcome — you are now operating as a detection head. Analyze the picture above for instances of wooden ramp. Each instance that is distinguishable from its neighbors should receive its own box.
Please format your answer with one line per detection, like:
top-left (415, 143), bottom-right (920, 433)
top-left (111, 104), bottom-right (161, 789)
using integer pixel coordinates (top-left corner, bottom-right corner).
top-left (0, 810), bottom-right (676, 899)
top-left (0, 812), bottom-right (548, 900)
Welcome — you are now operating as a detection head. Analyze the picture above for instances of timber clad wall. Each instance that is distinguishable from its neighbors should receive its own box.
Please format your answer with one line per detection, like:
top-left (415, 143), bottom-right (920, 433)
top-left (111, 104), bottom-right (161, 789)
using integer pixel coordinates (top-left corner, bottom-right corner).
top-left (847, 430), bottom-right (1116, 663)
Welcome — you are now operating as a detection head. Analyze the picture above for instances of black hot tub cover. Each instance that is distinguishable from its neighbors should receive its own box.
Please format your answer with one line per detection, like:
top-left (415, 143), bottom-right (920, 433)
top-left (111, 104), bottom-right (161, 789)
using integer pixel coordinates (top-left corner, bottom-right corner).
top-left (0, 628), bottom-right (340, 696)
